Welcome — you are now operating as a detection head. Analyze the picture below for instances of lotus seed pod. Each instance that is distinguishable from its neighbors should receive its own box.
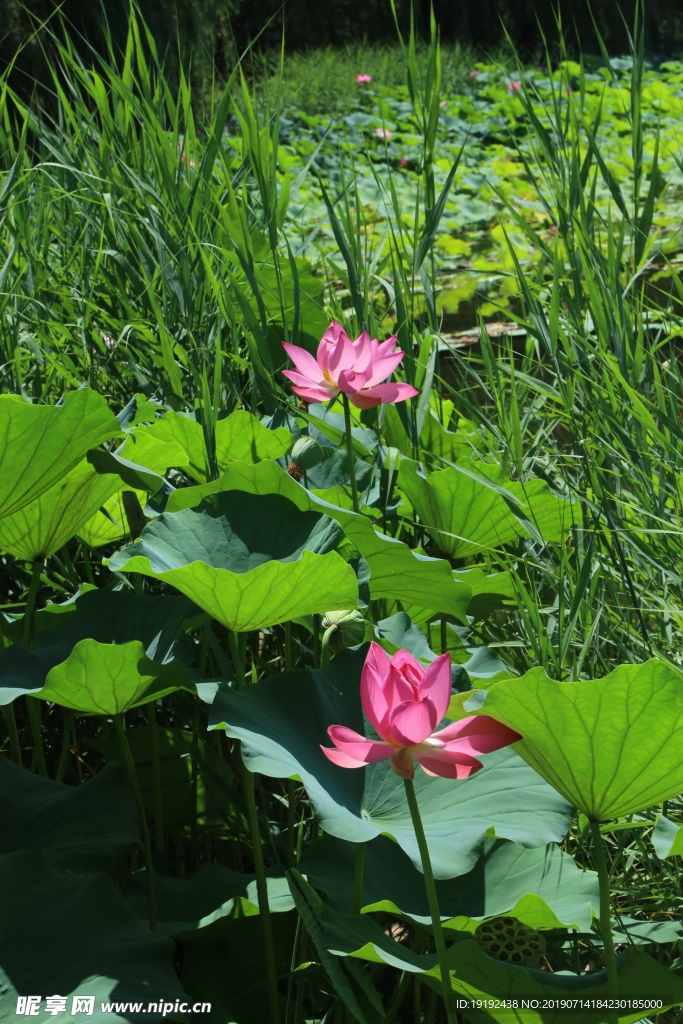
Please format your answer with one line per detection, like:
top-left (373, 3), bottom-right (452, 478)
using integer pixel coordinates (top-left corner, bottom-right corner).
top-left (474, 916), bottom-right (546, 967)
top-left (291, 436), bottom-right (323, 470)
top-left (321, 609), bottom-right (366, 653)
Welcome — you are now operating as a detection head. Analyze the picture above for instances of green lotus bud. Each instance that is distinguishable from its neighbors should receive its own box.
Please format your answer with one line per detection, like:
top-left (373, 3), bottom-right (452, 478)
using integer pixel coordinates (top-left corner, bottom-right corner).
top-left (321, 609), bottom-right (366, 655)
top-left (290, 436), bottom-right (323, 470)
top-left (474, 917), bottom-right (545, 967)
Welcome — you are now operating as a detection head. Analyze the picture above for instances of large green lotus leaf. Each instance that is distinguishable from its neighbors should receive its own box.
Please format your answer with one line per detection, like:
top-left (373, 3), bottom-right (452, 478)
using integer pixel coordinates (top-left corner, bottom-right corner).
top-left (399, 458), bottom-right (580, 558)
top-left (36, 639), bottom-right (193, 715)
top-left (108, 491), bottom-right (356, 631)
top-left (652, 814), bottom-right (683, 858)
top-left (288, 876), bottom-right (683, 1024)
top-left (374, 612), bottom-right (512, 687)
top-left (77, 489), bottom-right (146, 547)
top-left (300, 833), bottom-right (599, 931)
top-left (88, 429), bottom-right (191, 493)
top-left (165, 460), bottom-right (472, 622)
top-left (435, 942), bottom-right (683, 1024)
top-left (467, 660), bottom-right (683, 820)
top-left (144, 409), bottom-right (291, 482)
top-left (210, 648), bottom-right (573, 879)
top-left (0, 390), bottom-right (119, 520)
top-left (0, 426), bottom-right (189, 559)
top-left (0, 590), bottom-right (195, 706)
top-left (0, 852), bottom-right (185, 1023)
top-left (0, 758), bottom-right (139, 872)
top-left (0, 458), bottom-right (121, 560)
top-left (453, 567), bottom-right (518, 618)
top-left (123, 864), bottom-right (294, 938)
top-left (382, 402), bottom-right (484, 462)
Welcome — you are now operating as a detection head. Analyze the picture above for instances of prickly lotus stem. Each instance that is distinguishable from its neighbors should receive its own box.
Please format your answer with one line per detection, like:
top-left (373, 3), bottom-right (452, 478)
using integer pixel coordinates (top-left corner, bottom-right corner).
top-left (321, 609), bottom-right (365, 658)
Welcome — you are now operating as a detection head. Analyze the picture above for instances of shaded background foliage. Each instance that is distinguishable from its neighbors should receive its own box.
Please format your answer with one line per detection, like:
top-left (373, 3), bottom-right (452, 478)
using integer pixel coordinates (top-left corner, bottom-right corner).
top-left (1, 0), bottom-right (682, 104)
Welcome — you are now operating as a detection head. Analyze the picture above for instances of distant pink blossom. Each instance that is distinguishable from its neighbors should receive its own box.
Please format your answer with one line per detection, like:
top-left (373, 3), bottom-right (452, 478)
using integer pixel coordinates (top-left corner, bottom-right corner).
top-left (282, 321), bottom-right (418, 410)
top-left (440, 99), bottom-right (447, 108)
top-left (550, 225), bottom-right (557, 235)
top-left (181, 153), bottom-right (195, 168)
top-left (102, 334), bottom-right (117, 351)
top-left (321, 644), bottom-right (522, 780)
top-left (356, 74), bottom-right (373, 84)
top-left (507, 81), bottom-right (522, 92)
top-left (375, 127), bottom-right (391, 141)
top-left (469, 69), bottom-right (481, 78)
top-left (400, 157), bottom-right (408, 167)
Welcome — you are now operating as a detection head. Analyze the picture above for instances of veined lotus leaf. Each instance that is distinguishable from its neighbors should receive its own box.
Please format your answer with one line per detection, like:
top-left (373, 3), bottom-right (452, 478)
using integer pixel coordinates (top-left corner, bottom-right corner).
top-left (467, 659), bottom-right (683, 820)
top-left (108, 490), bottom-right (357, 632)
top-left (0, 425), bottom-right (190, 560)
top-left (0, 852), bottom-right (185, 1023)
top-left (383, 402), bottom-right (484, 462)
top-left (209, 648), bottom-right (572, 879)
top-left (77, 489), bottom-right (145, 546)
top-left (165, 460), bottom-right (472, 622)
top-left (299, 833), bottom-right (599, 931)
top-left (80, 430), bottom-right (192, 545)
top-left (652, 814), bottom-right (683, 858)
top-left (143, 409), bottom-right (291, 482)
top-left (289, 871), bottom-right (683, 1023)
top-left (399, 458), bottom-right (580, 558)
top-left (0, 589), bottom-right (195, 707)
top-left (0, 759), bottom-right (139, 872)
top-left (0, 390), bottom-right (119, 520)
top-left (0, 458), bottom-right (121, 560)
top-left (36, 639), bottom-right (193, 715)
top-left (123, 863), bottom-right (294, 938)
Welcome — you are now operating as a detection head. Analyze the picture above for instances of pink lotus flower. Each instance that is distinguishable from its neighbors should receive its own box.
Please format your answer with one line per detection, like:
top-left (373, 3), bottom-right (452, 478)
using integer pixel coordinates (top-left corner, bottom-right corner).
top-left (102, 334), bottom-right (117, 350)
top-left (507, 81), bottom-right (522, 92)
top-left (469, 69), bottom-right (481, 78)
top-left (321, 644), bottom-right (521, 779)
top-left (356, 74), bottom-right (373, 84)
top-left (375, 127), bottom-right (391, 141)
top-left (440, 100), bottom-right (448, 108)
top-left (400, 157), bottom-right (408, 167)
top-left (282, 322), bottom-right (419, 409)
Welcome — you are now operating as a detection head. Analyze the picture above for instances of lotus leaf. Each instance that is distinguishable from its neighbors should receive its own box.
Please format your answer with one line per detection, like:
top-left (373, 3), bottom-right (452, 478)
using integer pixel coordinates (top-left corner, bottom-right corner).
top-left (0, 390), bottom-right (119, 520)
top-left (468, 660), bottom-right (683, 820)
top-left (399, 458), bottom-right (580, 557)
top-left (165, 460), bottom-right (472, 621)
top-left (108, 490), bottom-right (357, 631)
top-left (210, 648), bottom-right (573, 878)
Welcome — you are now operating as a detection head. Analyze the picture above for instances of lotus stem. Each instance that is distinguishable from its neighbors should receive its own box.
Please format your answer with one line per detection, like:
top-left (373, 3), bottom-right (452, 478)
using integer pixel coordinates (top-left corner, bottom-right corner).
top-left (27, 698), bottom-right (48, 778)
top-left (403, 777), bottom-right (457, 1024)
top-left (590, 821), bottom-right (618, 1004)
top-left (242, 762), bottom-right (281, 1024)
top-left (55, 711), bottom-right (71, 783)
top-left (232, 630), bottom-right (281, 1023)
top-left (352, 842), bottom-right (365, 915)
top-left (115, 714), bottom-right (157, 932)
top-left (147, 699), bottom-right (166, 857)
top-left (342, 391), bottom-right (360, 514)
top-left (285, 622), bottom-right (296, 868)
top-left (21, 559), bottom-right (42, 648)
top-left (3, 705), bottom-right (22, 767)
